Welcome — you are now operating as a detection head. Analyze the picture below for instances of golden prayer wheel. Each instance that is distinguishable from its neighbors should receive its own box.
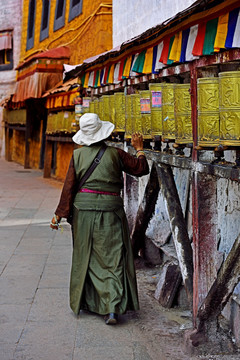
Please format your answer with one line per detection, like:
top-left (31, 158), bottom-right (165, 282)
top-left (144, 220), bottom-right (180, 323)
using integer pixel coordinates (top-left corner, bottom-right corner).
top-left (125, 94), bottom-right (132, 140)
top-left (93, 98), bottom-right (99, 116)
top-left (114, 92), bottom-right (125, 133)
top-left (219, 71), bottom-right (240, 146)
top-left (98, 97), bottom-right (104, 120)
top-left (131, 93), bottom-right (142, 134)
top-left (109, 94), bottom-right (115, 127)
top-left (174, 84), bottom-right (192, 144)
top-left (197, 77), bottom-right (219, 147)
top-left (140, 90), bottom-right (152, 139)
top-left (102, 95), bottom-right (110, 122)
top-left (82, 97), bottom-right (91, 114)
top-left (149, 83), bottom-right (162, 136)
top-left (89, 100), bottom-right (95, 113)
top-left (162, 83), bottom-right (175, 140)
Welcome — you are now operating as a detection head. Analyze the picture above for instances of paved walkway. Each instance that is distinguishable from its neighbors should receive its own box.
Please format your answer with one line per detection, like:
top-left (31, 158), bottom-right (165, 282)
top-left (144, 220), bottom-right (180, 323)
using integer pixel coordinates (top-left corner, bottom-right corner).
top-left (0, 158), bottom-right (239, 360)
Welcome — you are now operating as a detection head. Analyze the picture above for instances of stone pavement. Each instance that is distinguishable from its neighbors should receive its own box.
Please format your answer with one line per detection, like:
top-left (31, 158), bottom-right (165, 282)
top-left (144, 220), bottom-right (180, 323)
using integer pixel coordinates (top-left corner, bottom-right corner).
top-left (0, 158), bottom-right (239, 360)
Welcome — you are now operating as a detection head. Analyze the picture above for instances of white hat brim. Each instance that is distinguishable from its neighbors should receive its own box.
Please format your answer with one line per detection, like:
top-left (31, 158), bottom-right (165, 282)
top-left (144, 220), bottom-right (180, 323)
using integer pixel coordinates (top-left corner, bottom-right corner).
top-left (72, 120), bottom-right (115, 146)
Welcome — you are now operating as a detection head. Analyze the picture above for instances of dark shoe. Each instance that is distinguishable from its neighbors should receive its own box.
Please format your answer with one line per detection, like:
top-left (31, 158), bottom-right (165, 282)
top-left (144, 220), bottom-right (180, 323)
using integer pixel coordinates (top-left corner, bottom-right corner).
top-left (104, 313), bottom-right (118, 325)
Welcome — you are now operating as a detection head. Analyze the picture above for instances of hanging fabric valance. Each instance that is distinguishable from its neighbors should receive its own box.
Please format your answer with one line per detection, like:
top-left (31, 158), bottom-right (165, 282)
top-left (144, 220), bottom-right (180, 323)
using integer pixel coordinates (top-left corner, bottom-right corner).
top-left (0, 31), bottom-right (12, 51)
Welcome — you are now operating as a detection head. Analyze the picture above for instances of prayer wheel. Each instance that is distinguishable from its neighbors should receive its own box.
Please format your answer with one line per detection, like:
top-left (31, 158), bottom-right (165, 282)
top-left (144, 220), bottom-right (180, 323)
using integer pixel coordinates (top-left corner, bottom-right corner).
top-left (197, 77), bottom-right (219, 147)
top-left (125, 94), bottom-right (132, 140)
top-left (131, 93), bottom-right (142, 134)
top-left (174, 84), bottom-right (192, 144)
top-left (140, 90), bottom-right (152, 139)
top-left (93, 98), bottom-right (99, 116)
top-left (89, 100), bottom-right (95, 113)
top-left (219, 71), bottom-right (240, 146)
top-left (98, 97), bottom-right (104, 120)
top-left (114, 92), bottom-right (125, 133)
top-left (149, 83), bottom-right (162, 136)
top-left (162, 83), bottom-right (175, 140)
top-left (102, 95), bottom-right (110, 122)
top-left (82, 97), bottom-right (91, 114)
top-left (109, 94), bottom-right (115, 127)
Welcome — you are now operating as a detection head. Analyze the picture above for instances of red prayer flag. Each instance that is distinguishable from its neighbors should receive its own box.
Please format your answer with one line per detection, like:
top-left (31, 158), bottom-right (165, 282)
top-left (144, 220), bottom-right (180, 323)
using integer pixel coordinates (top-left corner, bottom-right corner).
top-left (160, 38), bottom-right (170, 64)
top-left (192, 22), bottom-right (206, 56)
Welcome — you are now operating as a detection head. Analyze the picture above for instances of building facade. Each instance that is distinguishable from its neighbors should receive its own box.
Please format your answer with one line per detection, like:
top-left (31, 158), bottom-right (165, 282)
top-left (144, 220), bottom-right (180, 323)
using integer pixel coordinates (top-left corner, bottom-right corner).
top-left (0, 0), bottom-right (23, 157)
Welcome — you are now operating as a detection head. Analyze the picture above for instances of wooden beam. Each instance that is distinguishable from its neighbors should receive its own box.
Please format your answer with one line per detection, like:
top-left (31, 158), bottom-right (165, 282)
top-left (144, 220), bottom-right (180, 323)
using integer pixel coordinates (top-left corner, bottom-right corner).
top-left (131, 163), bottom-right (160, 258)
top-left (5, 126), bottom-right (12, 162)
top-left (155, 162), bottom-right (193, 304)
top-left (43, 140), bottom-right (53, 178)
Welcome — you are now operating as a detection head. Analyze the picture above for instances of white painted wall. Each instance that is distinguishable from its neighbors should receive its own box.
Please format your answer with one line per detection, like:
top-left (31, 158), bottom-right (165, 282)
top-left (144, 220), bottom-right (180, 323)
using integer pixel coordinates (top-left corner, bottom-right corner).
top-left (0, 0), bottom-right (22, 157)
top-left (113, 0), bottom-right (197, 47)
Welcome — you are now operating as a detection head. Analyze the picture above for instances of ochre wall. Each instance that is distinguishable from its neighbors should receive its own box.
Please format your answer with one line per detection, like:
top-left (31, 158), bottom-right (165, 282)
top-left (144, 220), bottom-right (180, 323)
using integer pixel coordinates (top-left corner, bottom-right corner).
top-left (55, 142), bottom-right (75, 181)
top-left (20, 0), bottom-right (112, 65)
top-left (12, 131), bottom-right (25, 166)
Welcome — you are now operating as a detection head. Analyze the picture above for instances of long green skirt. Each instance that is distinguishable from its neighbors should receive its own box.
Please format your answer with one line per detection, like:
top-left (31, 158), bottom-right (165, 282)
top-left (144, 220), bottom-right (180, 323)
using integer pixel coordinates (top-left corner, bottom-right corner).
top-left (70, 193), bottom-right (139, 315)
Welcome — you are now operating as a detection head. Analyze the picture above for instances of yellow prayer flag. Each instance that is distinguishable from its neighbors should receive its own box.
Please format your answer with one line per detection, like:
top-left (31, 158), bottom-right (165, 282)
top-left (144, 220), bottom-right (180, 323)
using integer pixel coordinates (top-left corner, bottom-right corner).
top-left (169, 32), bottom-right (182, 62)
top-left (123, 56), bottom-right (132, 77)
top-left (214, 13), bottom-right (229, 52)
top-left (142, 47), bottom-right (153, 74)
top-left (108, 64), bottom-right (114, 83)
top-left (83, 72), bottom-right (90, 88)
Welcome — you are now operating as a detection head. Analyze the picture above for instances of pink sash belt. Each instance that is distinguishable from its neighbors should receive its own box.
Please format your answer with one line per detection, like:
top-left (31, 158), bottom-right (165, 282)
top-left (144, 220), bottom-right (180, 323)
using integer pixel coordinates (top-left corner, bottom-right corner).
top-left (79, 188), bottom-right (120, 196)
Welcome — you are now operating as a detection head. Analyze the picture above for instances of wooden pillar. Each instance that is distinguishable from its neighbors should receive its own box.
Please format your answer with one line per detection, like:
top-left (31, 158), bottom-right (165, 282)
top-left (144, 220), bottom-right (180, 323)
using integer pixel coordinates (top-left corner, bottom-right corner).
top-left (192, 172), bottom-right (218, 326)
top-left (190, 62), bottom-right (198, 162)
top-left (5, 126), bottom-right (12, 161)
top-left (43, 139), bottom-right (53, 178)
top-left (24, 103), bottom-right (31, 169)
top-left (156, 162), bottom-right (193, 305)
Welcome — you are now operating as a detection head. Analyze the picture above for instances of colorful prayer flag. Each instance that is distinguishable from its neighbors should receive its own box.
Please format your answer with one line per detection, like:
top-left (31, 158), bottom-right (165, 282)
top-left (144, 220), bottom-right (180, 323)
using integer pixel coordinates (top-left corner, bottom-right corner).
top-left (123, 56), bottom-right (132, 77)
top-left (132, 50), bottom-right (146, 73)
top-left (154, 41), bottom-right (164, 71)
top-left (169, 32), bottom-right (182, 62)
top-left (225, 8), bottom-right (239, 48)
top-left (232, 8), bottom-right (240, 48)
top-left (203, 18), bottom-right (218, 55)
top-left (214, 13), bottom-right (229, 52)
top-left (186, 24), bottom-right (199, 61)
top-left (88, 71), bottom-right (94, 87)
top-left (180, 28), bottom-right (190, 62)
top-left (192, 22), bottom-right (206, 56)
top-left (83, 72), bottom-right (89, 88)
top-left (114, 62), bottom-right (121, 84)
top-left (167, 36), bottom-right (175, 64)
top-left (143, 47), bottom-right (153, 73)
top-left (160, 38), bottom-right (170, 64)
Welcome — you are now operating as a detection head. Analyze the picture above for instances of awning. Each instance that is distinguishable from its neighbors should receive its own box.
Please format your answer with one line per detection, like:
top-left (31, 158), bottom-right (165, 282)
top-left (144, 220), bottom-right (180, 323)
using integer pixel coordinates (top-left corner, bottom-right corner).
top-left (12, 46), bottom-right (70, 103)
top-left (0, 31), bottom-right (12, 50)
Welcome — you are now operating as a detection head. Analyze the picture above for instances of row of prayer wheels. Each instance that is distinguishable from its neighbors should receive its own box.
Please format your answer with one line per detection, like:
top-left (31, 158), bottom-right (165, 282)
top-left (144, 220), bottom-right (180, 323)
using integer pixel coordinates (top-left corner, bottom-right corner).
top-left (88, 84), bottom-right (193, 145)
top-left (76, 70), bottom-right (240, 147)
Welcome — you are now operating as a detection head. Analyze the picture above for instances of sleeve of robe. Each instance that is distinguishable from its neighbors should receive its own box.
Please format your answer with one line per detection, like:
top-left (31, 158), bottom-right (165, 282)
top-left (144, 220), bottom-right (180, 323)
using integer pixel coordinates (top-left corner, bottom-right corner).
top-left (55, 148), bottom-right (149, 219)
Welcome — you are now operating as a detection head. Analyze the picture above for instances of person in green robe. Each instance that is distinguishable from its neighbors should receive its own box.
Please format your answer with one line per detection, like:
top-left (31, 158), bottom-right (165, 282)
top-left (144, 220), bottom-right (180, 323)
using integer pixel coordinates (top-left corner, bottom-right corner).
top-left (50, 112), bottom-right (149, 325)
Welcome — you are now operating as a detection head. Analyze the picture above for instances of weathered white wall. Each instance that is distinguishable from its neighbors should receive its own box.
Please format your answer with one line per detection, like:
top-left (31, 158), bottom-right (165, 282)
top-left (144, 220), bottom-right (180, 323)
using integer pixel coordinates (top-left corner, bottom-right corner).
top-left (112, 0), bottom-right (197, 47)
top-left (0, 0), bottom-right (22, 157)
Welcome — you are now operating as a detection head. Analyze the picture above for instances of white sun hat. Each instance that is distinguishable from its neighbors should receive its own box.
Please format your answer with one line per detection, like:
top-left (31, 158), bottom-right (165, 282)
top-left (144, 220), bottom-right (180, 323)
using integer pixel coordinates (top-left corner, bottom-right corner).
top-left (72, 113), bottom-right (115, 146)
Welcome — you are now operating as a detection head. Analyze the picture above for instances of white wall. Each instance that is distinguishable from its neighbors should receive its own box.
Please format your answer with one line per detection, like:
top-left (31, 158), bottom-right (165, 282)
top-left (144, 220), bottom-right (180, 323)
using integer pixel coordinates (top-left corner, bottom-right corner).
top-left (0, 0), bottom-right (22, 157)
top-left (113, 0), bottom-right (197, 47)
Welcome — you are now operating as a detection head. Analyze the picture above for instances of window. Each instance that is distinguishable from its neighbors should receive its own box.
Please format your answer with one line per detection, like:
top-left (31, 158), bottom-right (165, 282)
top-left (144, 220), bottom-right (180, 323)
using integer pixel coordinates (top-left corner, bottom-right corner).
top-left (69, 0), bottom-right (83, 22)
top-left (26, 0), bottom-right (36, 50)
top-left (54, 0), bottom-right (66, 31)
top-left (0, 31), bottom-right (13, 71)
top-left (40, 0), bottom-right (50, 41)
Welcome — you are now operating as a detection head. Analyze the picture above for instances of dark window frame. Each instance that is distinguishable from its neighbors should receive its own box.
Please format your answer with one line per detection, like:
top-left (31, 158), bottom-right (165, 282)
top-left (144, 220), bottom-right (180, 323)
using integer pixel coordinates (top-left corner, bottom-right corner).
top-left (26, 0), bottom-right (36, 50)
top-left (0, 34), bottom-right (13, 71)
top-left (54, 0), bottom-right (66, 31)
top-left (68, 0), bottom-right (83, 22)
top-left (40, 0), bottom-right (51, 42)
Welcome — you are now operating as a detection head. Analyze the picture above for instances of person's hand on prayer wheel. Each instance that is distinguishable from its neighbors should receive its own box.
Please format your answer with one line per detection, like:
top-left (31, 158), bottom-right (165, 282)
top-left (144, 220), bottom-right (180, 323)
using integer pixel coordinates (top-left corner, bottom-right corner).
top-left (50, 214), bottom-right (62, 230)
top-left (131, 132), bottom-right (144, 151)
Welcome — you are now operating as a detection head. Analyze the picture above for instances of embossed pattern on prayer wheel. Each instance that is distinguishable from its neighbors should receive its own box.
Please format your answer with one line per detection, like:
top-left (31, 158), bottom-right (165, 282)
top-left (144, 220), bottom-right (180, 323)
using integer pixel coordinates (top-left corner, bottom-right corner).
top-left (109, 95), bottom-right (115, 127)
top-left (93, 98), bottom-right (99, 116)
top-left (102, 95), bottom-right (110, 122)
top-left (131, 93), bottom-right (142, 134)
top-left (174, 84), bottom-right (192, 144)
top-left (98, 97), bottom-right (104, 120)
top-left (89, 100), bottom-right (95, 113)
top-left (219, 71), bottom-right (240, 146)
top-left (125, 95), bottom-right (132, 140)
top-left (162, 83), bottom-right (175, 140)
top-left (140, 90), bottom-right (152, 139)
top-left (197, 77), bottom-right (219, 147)
top-left (149, 83), bottom-right (162, 136)
top-left (114, 92), bottom-right (125, 132)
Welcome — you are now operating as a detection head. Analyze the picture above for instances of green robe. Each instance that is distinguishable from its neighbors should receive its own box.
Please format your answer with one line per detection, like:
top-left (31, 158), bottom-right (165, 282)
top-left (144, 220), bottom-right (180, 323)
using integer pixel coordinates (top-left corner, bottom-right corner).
top-left (70, 145), bottom-right (139, 315)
